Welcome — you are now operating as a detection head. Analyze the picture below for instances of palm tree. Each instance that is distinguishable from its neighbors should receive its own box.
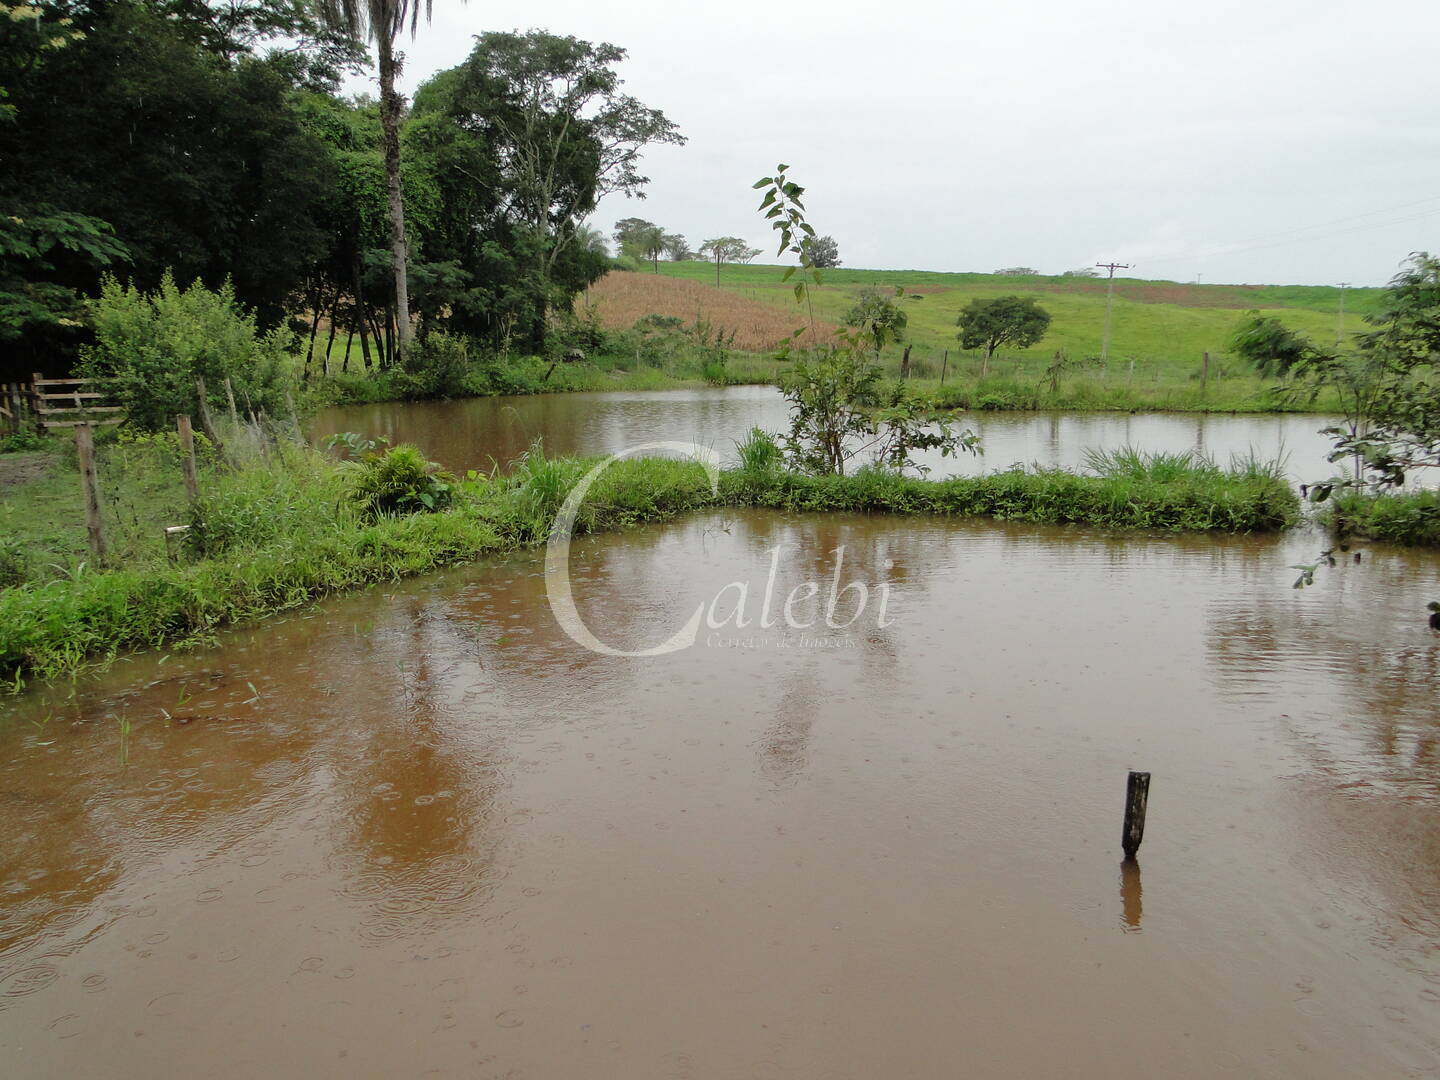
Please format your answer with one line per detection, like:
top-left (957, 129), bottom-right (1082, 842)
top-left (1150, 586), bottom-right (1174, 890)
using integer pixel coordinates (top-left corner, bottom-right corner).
top-left (316, 1), bottom-right (462, 356)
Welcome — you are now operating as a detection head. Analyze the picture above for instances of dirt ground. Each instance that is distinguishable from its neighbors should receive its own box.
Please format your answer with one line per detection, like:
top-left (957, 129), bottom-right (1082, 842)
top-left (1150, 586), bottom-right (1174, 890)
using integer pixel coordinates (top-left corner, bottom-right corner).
top-left (0, 452), bottom-right (55, 492)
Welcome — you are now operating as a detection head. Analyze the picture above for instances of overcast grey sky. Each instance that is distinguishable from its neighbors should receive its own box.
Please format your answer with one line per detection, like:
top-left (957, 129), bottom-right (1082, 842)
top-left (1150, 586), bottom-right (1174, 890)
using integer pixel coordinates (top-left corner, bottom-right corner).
top-left (357, 0), bottom-right (1440, 286)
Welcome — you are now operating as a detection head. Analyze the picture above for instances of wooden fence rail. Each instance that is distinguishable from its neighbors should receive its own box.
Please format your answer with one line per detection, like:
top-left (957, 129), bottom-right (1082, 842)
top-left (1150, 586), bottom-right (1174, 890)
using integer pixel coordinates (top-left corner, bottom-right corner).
top-left (31, 374), bottom-right (123, 432)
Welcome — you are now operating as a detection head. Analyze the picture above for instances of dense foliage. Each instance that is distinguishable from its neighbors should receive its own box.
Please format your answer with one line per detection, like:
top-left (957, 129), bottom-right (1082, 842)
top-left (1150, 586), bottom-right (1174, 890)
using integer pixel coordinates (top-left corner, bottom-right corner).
top-left (0, 4), bottom-right (679, 379)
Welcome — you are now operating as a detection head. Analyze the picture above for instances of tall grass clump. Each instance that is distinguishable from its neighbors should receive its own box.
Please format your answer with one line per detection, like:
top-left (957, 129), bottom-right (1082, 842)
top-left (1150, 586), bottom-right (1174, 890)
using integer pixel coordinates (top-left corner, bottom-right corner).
top-left (1083, 446), bottom-right (1217, 483)
top-left (1325, 490), bottom-right (1440, 546)
top-left (735, 428), bottom-right (783, 474)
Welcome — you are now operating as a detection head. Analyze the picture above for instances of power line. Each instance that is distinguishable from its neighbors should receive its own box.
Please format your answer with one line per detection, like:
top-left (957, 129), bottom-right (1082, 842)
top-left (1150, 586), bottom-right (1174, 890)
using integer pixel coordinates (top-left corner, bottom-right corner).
top-left (1095, 262), bottom-right (1133, 363)
top-left (1135, 199), bottom-right (1440, 268)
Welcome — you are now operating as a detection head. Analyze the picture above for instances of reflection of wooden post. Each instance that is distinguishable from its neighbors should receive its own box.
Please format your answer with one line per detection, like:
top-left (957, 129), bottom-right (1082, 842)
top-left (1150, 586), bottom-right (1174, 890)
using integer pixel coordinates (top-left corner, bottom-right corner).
top-left (75, 423), bottom-right (107, 563)
top-left (1120, 857), bottom-right (1143, 930)
top-left (176, 414), bottom-right (198, 500)
top-left (1122, 770), bottom-right (1151, 859)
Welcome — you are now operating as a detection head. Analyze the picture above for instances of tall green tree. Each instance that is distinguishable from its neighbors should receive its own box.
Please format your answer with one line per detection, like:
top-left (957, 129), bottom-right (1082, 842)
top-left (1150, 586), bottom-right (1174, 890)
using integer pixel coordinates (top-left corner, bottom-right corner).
top-left (315, 0), bottom-right (465, 358)
top-left (433, 31), bottom-right (684, 345)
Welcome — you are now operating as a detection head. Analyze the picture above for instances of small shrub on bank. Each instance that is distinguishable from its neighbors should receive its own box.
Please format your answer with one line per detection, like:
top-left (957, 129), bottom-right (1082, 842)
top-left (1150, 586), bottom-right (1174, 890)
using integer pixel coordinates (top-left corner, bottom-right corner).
top-left (81, 273), bottom-right (292, 431)
top-left (395, 331), bottom-right (471, 400)
top-left (348, 444), bottom-right (456, 517)
top-left (1327, 490), bottom-right (1440, 546)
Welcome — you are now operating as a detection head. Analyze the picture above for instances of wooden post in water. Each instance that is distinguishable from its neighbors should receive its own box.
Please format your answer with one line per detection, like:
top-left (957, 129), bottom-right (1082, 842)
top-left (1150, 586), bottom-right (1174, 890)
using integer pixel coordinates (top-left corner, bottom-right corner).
top-left (176, 414), bottom-right (198, 500)
top-left (74, 423), bottom-right (107, 563)
top-left (1121, 770), bottom-right (1150, 859)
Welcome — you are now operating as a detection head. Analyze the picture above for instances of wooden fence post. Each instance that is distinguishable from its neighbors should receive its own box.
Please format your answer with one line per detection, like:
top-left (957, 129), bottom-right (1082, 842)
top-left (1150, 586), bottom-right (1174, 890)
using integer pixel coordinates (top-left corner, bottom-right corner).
top-left (940, 349), bottom-right (949, 385)
top-left (194, 377), bottom-right (228, 465)
top-left (1121, 770), bottom-right (1151, 859)
top-left (224, 377), bottom-right (240, 425)
top-left (1201, 351), bottom-right (1210, 391)
top-left (31, 373), bottom-right (45, 434)
top-left (176, 414), bottom-right (198, 499)
top-left (75, 423), bottom-right (107, 563)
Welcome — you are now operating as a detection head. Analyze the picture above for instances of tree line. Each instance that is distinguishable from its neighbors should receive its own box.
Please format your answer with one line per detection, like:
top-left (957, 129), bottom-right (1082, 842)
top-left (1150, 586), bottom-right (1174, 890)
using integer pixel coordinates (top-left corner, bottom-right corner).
top-left (0, 1), bottom-right (683, 381)
top-left (609, 219), bottom-right (842, 281)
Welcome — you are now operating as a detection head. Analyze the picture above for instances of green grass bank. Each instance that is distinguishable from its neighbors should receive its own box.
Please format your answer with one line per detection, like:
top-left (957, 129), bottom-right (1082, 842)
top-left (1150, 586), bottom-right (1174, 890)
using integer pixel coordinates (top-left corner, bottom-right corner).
top-left (0, 441), bottom-right (1299, 686)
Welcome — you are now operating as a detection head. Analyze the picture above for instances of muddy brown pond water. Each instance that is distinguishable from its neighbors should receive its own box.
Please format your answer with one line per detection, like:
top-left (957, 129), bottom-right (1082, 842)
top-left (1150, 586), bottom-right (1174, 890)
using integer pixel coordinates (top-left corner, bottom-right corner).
top-left (2, 391), bottom-right (1439, 1077)
top-left (309, 385), bottom-right (1353, 479)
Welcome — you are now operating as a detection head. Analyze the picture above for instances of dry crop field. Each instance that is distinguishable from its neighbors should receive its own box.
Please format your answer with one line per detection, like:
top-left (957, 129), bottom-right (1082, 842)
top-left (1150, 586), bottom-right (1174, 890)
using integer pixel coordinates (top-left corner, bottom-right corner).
top-left (581, 271), bottom-right (839, 351)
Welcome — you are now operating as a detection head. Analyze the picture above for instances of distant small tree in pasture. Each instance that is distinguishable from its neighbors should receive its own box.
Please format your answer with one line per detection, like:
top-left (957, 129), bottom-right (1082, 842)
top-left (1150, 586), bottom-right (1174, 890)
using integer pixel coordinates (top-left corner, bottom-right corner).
top-left (956, 295), bottom-right (1051, 371)
top-left (661, 233), bottom-right (691, 261)
top-left (625, 224), bottom-right (666, 272)
top-left (810, 235), bottom-right (841, 268)
top-left (1062, 267), bottom-right (1100, 278)
top-left (699, 237), bottom-right (750, 283)
top-left (843, 286), bottom-right (917, 355)
top-left (993, 266), bottom-right (1038, 276)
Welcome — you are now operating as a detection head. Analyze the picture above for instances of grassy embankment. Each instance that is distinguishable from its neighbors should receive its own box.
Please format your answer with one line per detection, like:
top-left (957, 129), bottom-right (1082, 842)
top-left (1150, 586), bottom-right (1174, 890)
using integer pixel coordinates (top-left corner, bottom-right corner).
top-left (586, 263), bottom-right (1380, 413)
top-left (0, 434), bottom-right (1297, 686)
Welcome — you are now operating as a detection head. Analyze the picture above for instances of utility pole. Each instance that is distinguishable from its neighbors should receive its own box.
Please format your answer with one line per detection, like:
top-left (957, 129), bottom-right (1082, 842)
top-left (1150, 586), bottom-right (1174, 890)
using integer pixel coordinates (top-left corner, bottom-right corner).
top-left (1335, 282), bottom-right (1351, 347)
top-left (1096, 262), bottom-right (1133, 363)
